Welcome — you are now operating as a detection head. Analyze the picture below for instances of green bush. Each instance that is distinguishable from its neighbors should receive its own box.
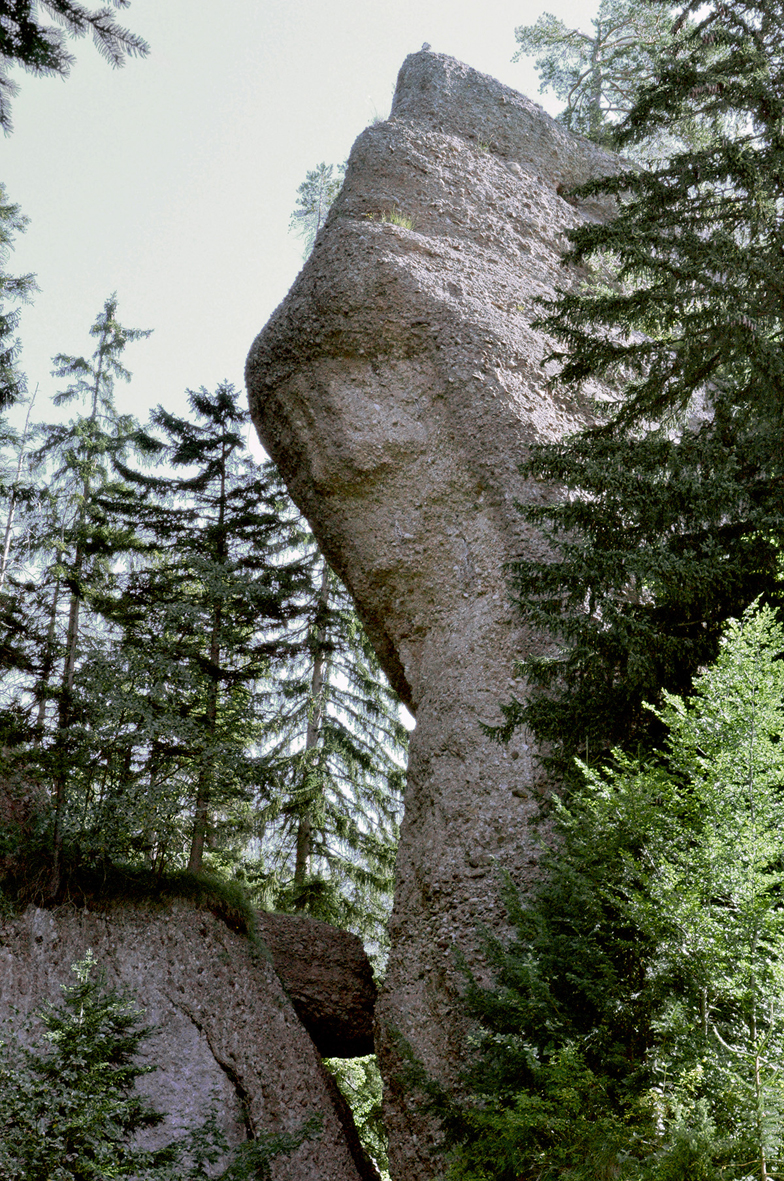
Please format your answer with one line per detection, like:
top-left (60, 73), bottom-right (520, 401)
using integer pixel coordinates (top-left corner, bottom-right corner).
top-left (439, 605), bottom-right (784, 1181)
top-left (324, 1054), bottom-right (389, 1179)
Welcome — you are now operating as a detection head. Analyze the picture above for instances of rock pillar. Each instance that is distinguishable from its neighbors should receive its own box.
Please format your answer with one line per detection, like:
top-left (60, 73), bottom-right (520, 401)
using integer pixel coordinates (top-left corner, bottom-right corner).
top-left (246, 50), bottom-right (619, 1178)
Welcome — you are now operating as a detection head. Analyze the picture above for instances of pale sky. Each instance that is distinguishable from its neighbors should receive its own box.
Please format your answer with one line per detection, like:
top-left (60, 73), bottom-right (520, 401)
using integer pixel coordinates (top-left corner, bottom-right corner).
top-left (3, 0), bottom-right (599, 435)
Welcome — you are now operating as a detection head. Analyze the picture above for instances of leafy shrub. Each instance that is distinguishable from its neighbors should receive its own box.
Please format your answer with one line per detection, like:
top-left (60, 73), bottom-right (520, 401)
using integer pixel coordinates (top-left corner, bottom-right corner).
top-left (324, 1054), bottom-right (389, 1179)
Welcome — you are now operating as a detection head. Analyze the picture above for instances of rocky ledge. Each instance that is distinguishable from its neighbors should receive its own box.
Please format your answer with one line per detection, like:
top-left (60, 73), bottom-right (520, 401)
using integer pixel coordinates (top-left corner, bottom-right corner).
top-left (0, 901), bottom-right (379, 1181)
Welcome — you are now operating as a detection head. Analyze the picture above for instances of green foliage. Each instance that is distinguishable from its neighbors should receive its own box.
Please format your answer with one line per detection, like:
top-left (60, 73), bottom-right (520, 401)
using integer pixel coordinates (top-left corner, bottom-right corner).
top-left (255, 557), bottom-right (405, 950)
top-left (324, 1055), bottom-right (389, 1179)
top-left (375, 209), bottom-right (414, 229)
top-left (514, 0), bottom-right (686, 155)
top-left (0, 950), bottom-right (322, 1179)
top-left (0, 950), bottom-right (177, 1178)
top-left (217, 1115), bottom-right (323, 1181)
top-left (21, 296), bottom-right (154, 892)
top-left (96, 381), bottom-right (312, 875)
top-left (504, 0), bottom-right (784, 780)
top-left (445, 604), bottom-right (784, 1181)
top-left (0, 849), bottom-right (261, 937)
top-left (0, 0), bottom-right (150, 135)
top-left (289, 162), bottom-right (346, 256)
top-left (362, 209), bottom-right (415, 229)
top-left (0, 184), bottom-right (37, 407)
top-left (0, 367), bottom-right (403, 954)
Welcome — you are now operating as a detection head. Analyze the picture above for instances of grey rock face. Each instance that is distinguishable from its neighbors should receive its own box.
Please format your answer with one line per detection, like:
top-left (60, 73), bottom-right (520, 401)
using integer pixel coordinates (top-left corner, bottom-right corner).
top-left (257, 912), bottom-right (376, 1059)
top-left (246, 51), bottom-right (620, 1179)
top-left (0, 902), bottom-right (372, 1181)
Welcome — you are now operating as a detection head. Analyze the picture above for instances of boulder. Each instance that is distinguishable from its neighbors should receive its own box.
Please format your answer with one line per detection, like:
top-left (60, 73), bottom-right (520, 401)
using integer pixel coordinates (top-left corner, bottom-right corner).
top-left (257, 911), bottom-right (376, 1058)
top-left (0, 901), bottom-right (378, 1181)
top-left (246, 51), bottom-right (621, 1178)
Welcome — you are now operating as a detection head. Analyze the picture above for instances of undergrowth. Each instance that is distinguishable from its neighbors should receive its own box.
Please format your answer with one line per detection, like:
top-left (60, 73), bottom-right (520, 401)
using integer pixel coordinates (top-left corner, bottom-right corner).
top-left (0, 827), bottom-right (260, 941)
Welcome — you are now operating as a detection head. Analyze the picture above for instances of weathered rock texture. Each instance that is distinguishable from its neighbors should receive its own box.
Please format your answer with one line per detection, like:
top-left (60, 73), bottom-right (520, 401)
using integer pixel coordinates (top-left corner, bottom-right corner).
top-left (257, 912), bottom-right (376, 1058)
top-left (246, 50), bottom-right (621, 1179)
top-left (0, 902), bottom-right (377, 1181)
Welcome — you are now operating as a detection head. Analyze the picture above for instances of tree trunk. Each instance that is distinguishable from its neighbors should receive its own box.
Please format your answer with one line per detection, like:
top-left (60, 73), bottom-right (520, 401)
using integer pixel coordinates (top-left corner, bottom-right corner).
top-left (187, 439), bottom-right (228, 874)
top-left (49, 543), bottom-right (85, 895)
top-left (0, 390), bottom-right (35, 592)
top-left (49, 373), bottom-right (101, 897)
top-left (187, 586), bottom-right (222, 874)
top-left (35, 573), bottom-right (61, 736)
top-left (294, 563), bottom-right (330, 886)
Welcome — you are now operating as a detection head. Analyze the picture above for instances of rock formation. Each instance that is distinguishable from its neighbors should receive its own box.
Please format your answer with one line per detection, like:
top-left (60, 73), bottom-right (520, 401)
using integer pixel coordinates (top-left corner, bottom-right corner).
top-left (246, 50), bottom-right (622, 1179)
top-left (257, 911), bottom-right (376, 1058)
top-left (0, 902), bottom-right (379, 1181)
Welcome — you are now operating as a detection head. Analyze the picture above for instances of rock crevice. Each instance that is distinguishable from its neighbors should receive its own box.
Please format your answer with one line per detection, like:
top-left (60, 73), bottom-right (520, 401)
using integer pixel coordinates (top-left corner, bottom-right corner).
top-left (0, 902), bottom-right (378, 1181)
top-left (167, 996), bottom-right (257, 1139)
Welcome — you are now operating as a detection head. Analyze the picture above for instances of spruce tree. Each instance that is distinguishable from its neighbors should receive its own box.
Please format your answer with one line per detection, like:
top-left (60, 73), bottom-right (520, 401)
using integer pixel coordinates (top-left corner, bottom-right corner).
top-left (45, 294), bottom-right (151, 720)
top-left (0, 0), bottom-right (150, 134)
top-left (0, 950), bottom-right (321, 1179)
top-left (28, 296), bottom-right (152, 888)
top-left (257, 548), bottom-right (405, 947)
top-left (0, 393), bottom-right (47, 719)
top-left (0, 297), bottom-right (151, 887)
top-left (105, 383), bottom-right (405, 929)
top-left (0, 951), bottom-right (178, 1178)
top-left (99, 383), bottom-right (314, 874)
top-left (502, 0), bottom-right (784, 781)
top-left (0, 184), bottom-right (36, 406)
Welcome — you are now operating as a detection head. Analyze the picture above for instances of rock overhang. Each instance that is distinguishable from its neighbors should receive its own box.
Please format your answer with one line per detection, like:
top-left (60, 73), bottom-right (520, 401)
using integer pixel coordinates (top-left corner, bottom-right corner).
top-left (246, 48), bottom-right (623, 1180)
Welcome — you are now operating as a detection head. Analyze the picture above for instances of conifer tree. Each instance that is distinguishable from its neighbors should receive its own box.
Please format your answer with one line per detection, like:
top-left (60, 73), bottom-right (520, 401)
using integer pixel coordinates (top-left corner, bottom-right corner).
top-left (502, 0), bottom-right (784, 780)
top-left (0, 0), bottom-right (150, 134)
top-left (514, 0), bottom-right (681, 153)
top-left (0, 950), bottom-right (321, 1179)
top-left (441, 604), bottom-right (784, 1181)
top-left (289, 162), bottom-right (346, 256)
top-left (0, 392), bottom-right (45, 707)
top-left (0, 184), bottom-right (36, 406)
top-left (257, 549), bottom-right (405, 946)
top-left (99, 383), bottom-right (314, 874)
top-left (0, 950), bottom-right (178, 1178)
top-left (45, 295), bottom-right (151, 717)
top-left (34, 296), bottom-right (151, 887)
top-left (104, 382), bottom-right (405, 926)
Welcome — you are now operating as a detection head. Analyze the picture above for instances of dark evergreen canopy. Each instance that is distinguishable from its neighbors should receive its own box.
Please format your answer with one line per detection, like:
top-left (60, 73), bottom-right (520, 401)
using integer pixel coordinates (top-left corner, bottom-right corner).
top-left (503, 0), bottom-right (784, 779)
top-left (0, 0), bottom-right (149, 133)
top-left (100, 382), bottom-right (314, 875)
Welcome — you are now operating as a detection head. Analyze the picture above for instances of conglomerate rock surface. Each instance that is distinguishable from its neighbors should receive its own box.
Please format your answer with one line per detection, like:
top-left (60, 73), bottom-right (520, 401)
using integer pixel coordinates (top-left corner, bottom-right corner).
top-left (0, 902), bottom-right (378, 1181)
top-left (256, 911), bottom-right (376, 1058)
top-left (246, 50), bottom-right (621, 1179)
